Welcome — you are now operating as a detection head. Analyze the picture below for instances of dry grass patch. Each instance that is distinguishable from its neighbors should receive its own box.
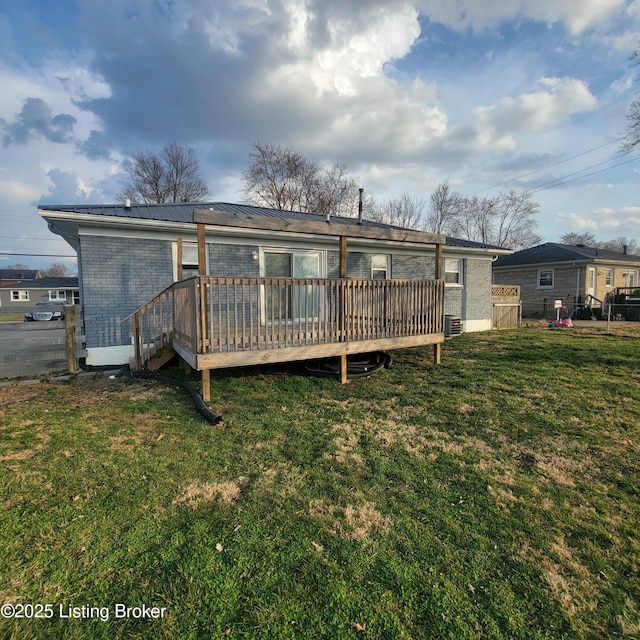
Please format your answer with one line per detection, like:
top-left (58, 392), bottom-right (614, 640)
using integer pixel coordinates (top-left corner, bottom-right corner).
top-left (108, 413), bottom-right (164, 452)
top-left (0, 423), bottom-right (51, 461)
top-left (309, 498), bottom-right (391, 541)
top-left (253, 463), bottom-right (306, 500)
top-left (173, 477), bottom-right (249, 509)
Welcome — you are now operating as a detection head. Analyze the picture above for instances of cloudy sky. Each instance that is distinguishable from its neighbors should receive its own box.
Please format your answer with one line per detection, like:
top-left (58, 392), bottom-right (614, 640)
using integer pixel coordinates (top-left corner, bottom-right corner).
top-left (1, 0), bottom-right (640, 272)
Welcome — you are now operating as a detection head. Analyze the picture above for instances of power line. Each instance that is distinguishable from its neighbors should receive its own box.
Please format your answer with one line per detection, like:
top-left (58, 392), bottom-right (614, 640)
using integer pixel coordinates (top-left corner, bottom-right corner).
top-left (529, 155), bottom-right (640, 194)
top-left (0, 252), bottom-right (77, 258)
top-left (471, 137), bottom-right (624, 195)
top-left (0, 236), bottom-right (59, 241)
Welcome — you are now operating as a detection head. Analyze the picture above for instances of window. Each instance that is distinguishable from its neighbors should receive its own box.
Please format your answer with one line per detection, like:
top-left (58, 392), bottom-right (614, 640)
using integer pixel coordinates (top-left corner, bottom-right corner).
top-left (537, 269), bottom-right (554, 288)
top-left (49, 290), bottom-right (67, 301)
top-left (371, 254), bottom-right (390, 280)
top-left (444, 258), bottom-right (462, 285)
top-left (605, 269), bottom-right (613, 287)
top-left (173, 241), bottom-right (205, 280)
top-left (180, 244), bottom-right (200, 279)
top-left (11, 290), bottom-right (29, 302)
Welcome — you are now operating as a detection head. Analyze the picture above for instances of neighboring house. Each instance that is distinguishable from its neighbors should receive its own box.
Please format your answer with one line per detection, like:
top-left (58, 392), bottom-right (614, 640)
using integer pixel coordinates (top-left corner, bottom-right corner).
top-left (0, 269), bottom-right (41, 285)
top-left (493, 243), bottom-right (640, 318)
top-left (39, 202), bottom-right (510, 367)
top-left (0, 277), bottom-right (79, 313)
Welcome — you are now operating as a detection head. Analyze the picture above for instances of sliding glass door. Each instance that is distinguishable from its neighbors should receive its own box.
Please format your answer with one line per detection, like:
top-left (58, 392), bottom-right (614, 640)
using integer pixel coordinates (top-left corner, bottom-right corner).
top-left (263, 251), bottom-right (322, 323)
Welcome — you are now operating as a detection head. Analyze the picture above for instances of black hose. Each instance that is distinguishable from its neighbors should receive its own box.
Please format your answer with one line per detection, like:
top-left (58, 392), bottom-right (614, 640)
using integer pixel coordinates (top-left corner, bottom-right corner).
top-left (122, 368), bottom-right (222, 425)
top-left (303, 351), bottom-right (391, 379)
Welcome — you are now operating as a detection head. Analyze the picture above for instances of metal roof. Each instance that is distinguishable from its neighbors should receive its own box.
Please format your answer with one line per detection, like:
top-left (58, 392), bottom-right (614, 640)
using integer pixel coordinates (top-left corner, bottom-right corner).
top-left (493, 242), bottom-right (640, 268)
top-left (39, 201), bottom-right (399, 230)
top-left (39, 201), bottom-right (509, 251)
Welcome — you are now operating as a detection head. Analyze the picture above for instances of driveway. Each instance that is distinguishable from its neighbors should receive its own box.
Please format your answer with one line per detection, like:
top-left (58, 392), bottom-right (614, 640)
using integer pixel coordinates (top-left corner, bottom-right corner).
top-left (0, 322), bottom-right (67, 379)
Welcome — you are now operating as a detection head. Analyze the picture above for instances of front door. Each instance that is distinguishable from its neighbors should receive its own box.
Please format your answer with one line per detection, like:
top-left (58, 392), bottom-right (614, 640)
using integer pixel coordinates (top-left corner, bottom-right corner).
top-left (587, 267), bottom-right (596, 302)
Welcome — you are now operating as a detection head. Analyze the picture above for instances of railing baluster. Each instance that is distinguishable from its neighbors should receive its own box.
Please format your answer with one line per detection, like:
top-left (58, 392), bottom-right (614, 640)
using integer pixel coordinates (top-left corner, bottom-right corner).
top-left (134, 277), bottom-right (444, 370)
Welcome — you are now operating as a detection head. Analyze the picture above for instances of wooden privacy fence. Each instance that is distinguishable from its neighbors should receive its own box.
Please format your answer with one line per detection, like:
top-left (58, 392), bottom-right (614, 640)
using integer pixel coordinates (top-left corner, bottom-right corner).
top-left (492, 285), bottom-right (521, 329)
top-left (134, 276), bottom-right (445, 373)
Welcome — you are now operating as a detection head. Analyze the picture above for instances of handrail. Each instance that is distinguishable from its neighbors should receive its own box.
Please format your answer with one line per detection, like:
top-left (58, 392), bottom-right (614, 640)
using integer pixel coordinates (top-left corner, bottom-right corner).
top-left (132, 284), bottom-right (176, 370)
top-left (133, 276), bottom-right (445, 370)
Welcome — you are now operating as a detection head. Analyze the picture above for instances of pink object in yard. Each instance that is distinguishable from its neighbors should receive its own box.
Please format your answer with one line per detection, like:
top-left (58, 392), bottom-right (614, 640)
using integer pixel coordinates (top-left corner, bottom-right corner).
top-left (548, 319), bottom-right (573, 328)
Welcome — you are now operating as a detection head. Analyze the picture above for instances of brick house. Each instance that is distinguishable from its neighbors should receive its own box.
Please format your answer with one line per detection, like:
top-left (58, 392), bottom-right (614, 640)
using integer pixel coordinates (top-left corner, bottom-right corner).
top-left (39, 202), bottom-right (509, 366)
top-left (493, 242), bottom-right (640, 318)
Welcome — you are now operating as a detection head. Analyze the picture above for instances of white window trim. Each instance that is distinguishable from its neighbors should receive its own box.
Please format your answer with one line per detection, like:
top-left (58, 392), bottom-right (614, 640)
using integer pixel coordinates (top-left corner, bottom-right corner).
top-left (444, 258), bottom-right (463, 286)
top-left (605, 269), bottom-right (613, 287)
top-left (172, 241), bottom-right (208, 281)
top-left (259, 247), bottom-right (326, 278)
top-left (537, 269), bottom-right (554, 289)
top-left (259, 248), bottom-right (326, 325)
top-left (49, 290), bottom-right (67, 301)
top-left (625, 270), bottom-right (639, 288)
top-left (371, 254), bottom-right (390, 280)
top-left (11, 290), bottom-right (29, 302)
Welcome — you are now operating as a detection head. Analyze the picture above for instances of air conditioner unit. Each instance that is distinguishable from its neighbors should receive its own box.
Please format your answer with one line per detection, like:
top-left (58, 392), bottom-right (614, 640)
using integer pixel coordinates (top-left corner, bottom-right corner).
top-left (444, 315), bottom-right (461, 338)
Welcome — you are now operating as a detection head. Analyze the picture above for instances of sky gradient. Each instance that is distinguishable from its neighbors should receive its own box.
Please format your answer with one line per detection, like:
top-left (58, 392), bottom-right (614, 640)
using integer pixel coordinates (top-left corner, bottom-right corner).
top-left (1, 0), bottom-right (639, 271)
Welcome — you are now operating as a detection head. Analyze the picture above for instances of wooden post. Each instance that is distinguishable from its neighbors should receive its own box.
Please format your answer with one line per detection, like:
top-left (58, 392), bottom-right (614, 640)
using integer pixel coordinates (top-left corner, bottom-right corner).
top-left (65, 306), bottom-right (79, 374)
top-left (197, 224), bottom-right (206, 275)
top-left (201, 369), bottom-right (210, 402)
top-left (133, 311), bottom-right (142, 370)
top-left (339, 236), bottom-right (348, 383)
top-left (435, 242), bottom-right (443, 279)
top-left (177, 236), bottom-right (183, 280)
top-left (196, 223), bottom-right (209, 355)
top-left (434, 242), bottom-right (444, 365)
top-left (339, 236), bottom-right (347, 278)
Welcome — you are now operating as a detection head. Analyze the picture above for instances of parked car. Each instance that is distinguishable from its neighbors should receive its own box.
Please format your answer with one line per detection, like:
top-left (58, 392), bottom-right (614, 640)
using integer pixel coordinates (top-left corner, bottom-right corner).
top-left (24, 301), bottom-right (68, 322)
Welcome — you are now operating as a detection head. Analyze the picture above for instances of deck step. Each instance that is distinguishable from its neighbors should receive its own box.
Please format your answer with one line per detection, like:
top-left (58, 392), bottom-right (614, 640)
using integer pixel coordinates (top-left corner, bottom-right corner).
top-left (145, 344), bottom-right (176, 371)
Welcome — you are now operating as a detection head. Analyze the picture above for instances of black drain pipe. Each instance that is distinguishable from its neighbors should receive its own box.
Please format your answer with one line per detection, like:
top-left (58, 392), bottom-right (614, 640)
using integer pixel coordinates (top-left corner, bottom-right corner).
top-left (123, 369), bottom-right (222, 425)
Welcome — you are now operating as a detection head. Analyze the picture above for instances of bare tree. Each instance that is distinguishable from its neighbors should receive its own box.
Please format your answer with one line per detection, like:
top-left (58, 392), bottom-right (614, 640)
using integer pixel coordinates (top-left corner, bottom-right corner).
top-left (116, 141), bottom-right (208, 204)
top-left (561, 232), bottom-right (640, 255)
top-left (241, 142), bottom-right (360, 216)
top-left (622, 43), bottom-right (640, 154)
top-left (492, 190), bottom-right (542, 250)
top-left (41, 262), bottom-right (71, 277)
top-left (370, 192), bottom-right (426, 229)
top-left (425, 179), bottom-right (459, 234)
top-left (429, 186), bottom-right (541, 249)
top-left (313, 162), bottom-right (360, 217)
top-left (601, 236), bottom-right (640, 255)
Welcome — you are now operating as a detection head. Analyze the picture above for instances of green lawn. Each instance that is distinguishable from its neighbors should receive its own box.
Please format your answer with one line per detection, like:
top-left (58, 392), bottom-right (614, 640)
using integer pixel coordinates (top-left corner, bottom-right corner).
top-left (1, 327), bottom-right (639, 639)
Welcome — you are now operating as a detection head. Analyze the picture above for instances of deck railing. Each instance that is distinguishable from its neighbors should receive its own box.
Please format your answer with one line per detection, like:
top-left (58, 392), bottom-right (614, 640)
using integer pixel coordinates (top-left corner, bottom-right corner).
top-left (134, 276), bottom-right (444, 370)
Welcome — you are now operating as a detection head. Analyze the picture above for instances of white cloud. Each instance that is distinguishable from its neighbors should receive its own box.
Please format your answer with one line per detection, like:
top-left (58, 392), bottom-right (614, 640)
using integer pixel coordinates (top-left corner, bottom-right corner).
top-left (269, 3), bottom-right (420, 96)
top-left (419, 0), bottom-right (626, 34)
top-left (557, 205), bottom-right (640, 236)
top-left (472, 77), bottom-right (597, 150)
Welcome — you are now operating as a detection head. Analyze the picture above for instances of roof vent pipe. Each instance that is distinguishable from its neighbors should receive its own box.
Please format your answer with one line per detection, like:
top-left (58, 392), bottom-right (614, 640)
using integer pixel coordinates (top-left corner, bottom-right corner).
top-left (125, 198), bottom-right (131, 210)
top-left (624, 244), bottom-right (628, 254)
top-left (357, 188), bottom-right (364, 225)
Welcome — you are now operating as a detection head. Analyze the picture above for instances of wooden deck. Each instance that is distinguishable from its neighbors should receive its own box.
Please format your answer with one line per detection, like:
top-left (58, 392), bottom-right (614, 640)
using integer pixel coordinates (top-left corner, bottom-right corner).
top-left (133, 276), bottom-right (445, 392)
